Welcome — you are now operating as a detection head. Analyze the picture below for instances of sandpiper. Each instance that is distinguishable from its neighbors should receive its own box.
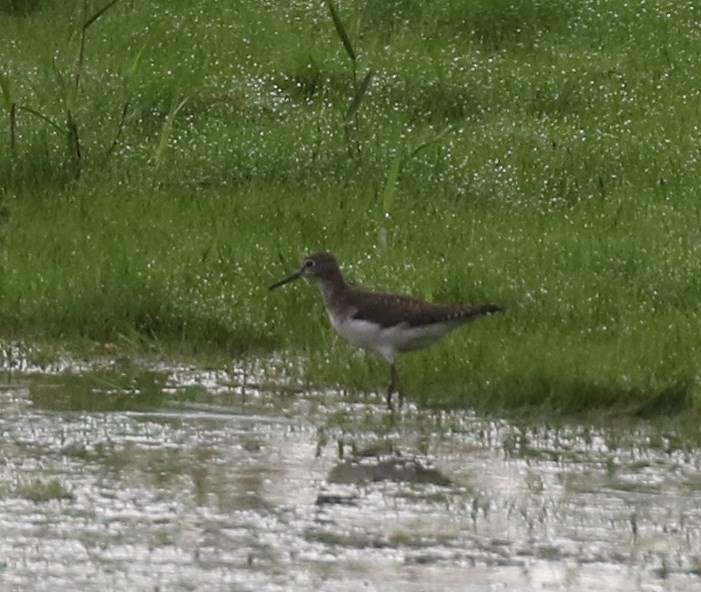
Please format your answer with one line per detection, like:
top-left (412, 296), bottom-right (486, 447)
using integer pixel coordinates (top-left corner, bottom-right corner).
top-left (269, 252), bottom-right (503, 408)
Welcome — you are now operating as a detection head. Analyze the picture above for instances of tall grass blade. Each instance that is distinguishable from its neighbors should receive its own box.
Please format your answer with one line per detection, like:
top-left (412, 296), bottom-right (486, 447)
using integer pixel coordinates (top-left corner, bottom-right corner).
top-left (0, 71), bottom-right (14, 150)
top-left (76, 0), bottom-right (123, 92)
top-left (16, 105), bottom-right (62, 132)
top-left (154, 96), bottom-right (188, 167)
top-left (381, 151), bottom-right (402, 214)
top-left (125, 42), bottom-right (147, 84)
top-left (10, 103), bottom-right (16, 151)
top-left (326, 0), bottom-right (356, 63)
top-left (344, 69), bottom-right (373, 123)
top-left (409, 124), bottom-right (454, 158)
top-left (103, 100), bottom-right (130, 162)
top-left (66, 110), bottom-right (81, 178)
top-left (0, 71), bottom-right (11, 108)
top-left (83, 0), bottom-right (123, 32)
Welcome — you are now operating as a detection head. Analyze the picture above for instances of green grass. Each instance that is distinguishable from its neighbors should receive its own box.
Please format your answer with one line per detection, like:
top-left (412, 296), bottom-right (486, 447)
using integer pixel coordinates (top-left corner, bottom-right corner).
top-left (1, 0), bottom-right (701, 419)
top-left (13, 478), bottom-right (74, 503)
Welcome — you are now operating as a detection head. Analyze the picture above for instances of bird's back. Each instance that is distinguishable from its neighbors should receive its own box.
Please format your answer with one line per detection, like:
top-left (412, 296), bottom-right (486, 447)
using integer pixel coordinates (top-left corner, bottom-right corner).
top-left (344, 289), bottom-right (503, 329)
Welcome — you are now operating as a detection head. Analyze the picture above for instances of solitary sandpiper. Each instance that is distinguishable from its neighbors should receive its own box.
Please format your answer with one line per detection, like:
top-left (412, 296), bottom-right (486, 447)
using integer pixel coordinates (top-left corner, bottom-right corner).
top-left (269, 252), bottom-right (503, 408)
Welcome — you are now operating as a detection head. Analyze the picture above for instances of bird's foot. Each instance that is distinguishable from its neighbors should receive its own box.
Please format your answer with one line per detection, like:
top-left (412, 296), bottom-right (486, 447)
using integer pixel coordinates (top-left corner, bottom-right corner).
top-left (386, 388), bottom-right (404, 412)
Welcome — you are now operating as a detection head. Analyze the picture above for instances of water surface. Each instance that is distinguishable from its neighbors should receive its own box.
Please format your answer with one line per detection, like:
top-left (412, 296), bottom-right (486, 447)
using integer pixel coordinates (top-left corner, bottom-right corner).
top-left (0, 360), bottom-right (699, 591)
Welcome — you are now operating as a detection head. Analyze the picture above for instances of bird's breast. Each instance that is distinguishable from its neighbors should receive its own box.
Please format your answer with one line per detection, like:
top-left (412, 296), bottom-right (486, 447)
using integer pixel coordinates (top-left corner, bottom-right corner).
top-left (328, 311), bottom-right (382, 350)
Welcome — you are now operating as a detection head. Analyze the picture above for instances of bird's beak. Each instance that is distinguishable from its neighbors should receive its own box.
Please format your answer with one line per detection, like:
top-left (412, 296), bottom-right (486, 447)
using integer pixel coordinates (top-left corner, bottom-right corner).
top-left (269, 269), bottom-right (303, 290)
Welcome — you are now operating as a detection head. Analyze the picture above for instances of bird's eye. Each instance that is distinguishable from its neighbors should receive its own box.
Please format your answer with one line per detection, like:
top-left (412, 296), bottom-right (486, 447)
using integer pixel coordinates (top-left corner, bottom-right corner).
top-left (304, 259), bottom-right (315, 268)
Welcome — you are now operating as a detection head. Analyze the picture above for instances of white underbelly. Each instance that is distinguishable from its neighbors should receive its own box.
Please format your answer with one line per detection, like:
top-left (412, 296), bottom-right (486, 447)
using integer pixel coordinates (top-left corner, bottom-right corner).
top-left (328, 312), bottom-right (452, 363)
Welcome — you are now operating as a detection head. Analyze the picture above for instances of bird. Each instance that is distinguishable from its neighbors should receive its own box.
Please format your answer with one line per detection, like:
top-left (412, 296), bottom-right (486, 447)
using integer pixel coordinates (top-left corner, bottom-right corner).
top-left (269, 251), bottom-right (503, 409)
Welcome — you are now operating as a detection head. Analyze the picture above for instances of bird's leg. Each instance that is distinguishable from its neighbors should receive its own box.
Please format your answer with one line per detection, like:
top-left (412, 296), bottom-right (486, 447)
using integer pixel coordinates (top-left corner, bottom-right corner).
top-left (387, 364), bottom-right (402, 411)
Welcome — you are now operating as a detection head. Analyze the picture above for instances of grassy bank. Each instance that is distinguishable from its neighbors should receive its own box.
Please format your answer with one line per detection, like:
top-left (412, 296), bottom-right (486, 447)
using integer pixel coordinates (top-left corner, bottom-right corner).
top-left (1, 0), bottom-right (700, 418)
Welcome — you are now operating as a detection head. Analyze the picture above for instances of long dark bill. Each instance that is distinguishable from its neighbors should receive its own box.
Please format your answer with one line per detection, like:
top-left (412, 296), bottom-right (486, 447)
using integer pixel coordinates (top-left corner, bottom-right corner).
top-left (268, 269), bottom-right (303, 290)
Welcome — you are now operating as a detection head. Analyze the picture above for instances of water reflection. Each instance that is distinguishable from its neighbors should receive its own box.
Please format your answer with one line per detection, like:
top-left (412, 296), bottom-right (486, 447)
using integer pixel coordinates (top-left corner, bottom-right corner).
top-left (0, 363), bottom-right (699, 591)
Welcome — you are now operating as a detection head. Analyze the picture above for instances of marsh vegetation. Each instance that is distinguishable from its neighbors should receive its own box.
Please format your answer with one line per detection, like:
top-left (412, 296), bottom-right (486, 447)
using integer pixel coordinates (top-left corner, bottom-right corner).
top-left (1, 0), bottom-right (700, 418)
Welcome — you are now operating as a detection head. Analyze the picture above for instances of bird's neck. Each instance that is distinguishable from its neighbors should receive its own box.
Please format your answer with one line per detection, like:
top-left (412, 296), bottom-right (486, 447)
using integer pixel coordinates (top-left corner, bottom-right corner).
top-left (315, 272), bottom-right (349, 311)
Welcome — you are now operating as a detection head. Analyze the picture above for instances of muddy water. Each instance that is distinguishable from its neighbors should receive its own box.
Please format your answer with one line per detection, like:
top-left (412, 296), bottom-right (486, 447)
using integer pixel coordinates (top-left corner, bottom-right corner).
top-left (0, 361), bottom-right (699, 591)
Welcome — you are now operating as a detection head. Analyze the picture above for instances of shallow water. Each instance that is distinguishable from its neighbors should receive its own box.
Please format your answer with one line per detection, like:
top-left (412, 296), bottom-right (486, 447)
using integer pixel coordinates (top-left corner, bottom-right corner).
top-left (0, 361), bottom-right (700, 591)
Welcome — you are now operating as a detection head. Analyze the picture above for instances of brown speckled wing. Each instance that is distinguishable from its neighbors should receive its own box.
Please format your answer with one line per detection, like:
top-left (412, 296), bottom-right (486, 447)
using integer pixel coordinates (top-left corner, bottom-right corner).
top-left (346, 290), bottom-right (503, 328)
